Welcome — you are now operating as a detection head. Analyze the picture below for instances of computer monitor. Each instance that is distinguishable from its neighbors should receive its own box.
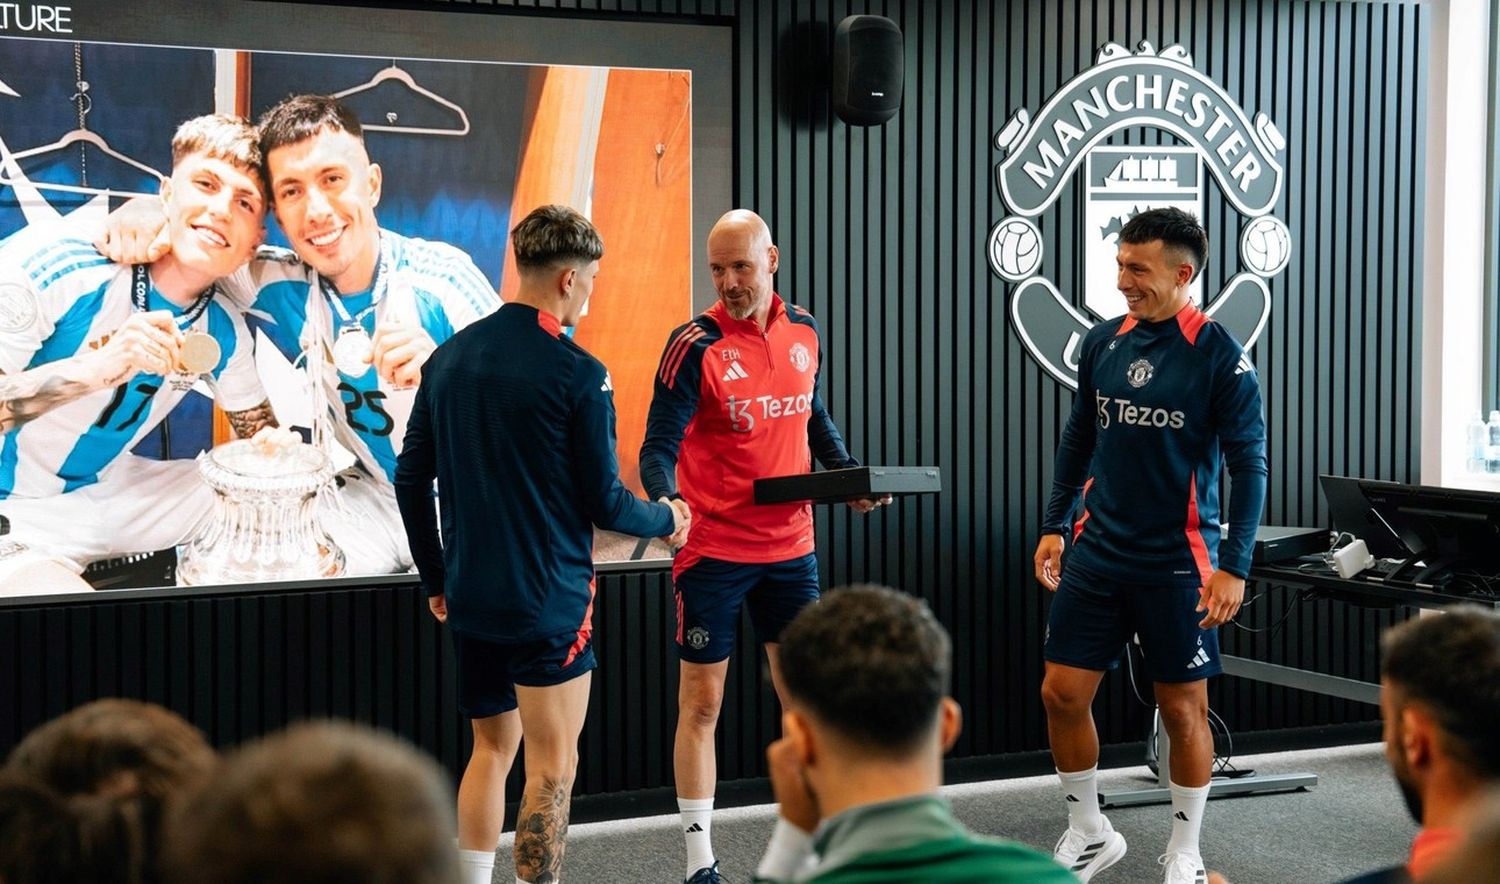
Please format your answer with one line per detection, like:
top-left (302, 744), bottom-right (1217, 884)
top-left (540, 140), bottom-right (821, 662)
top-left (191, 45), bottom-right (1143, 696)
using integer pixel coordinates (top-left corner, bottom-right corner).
top-left (1356, 479), bottom-right (1500, 585)
top-left (1319, 474), bottom-right (1409, 560)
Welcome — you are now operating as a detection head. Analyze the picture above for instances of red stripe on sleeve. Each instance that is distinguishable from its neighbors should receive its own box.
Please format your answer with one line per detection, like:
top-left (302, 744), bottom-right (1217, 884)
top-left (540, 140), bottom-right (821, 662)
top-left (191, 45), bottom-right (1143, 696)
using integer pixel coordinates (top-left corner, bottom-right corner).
top-left (658, 327), bottom-right (696, 384)
top-left (659, 326), bottom-right (705, 386)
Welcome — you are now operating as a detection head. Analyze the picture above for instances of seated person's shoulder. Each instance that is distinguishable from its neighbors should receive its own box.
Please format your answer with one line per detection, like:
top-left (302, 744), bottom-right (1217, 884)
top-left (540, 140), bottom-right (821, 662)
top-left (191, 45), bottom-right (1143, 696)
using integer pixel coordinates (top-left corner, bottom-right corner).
top-left (813, 832), bottom-right (1073, 883)
top-left (942, 832), bottom-right (1076, 882)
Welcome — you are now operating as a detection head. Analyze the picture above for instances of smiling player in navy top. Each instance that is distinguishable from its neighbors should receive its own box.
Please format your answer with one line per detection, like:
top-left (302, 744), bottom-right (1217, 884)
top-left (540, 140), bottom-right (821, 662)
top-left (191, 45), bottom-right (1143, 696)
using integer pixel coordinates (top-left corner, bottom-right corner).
top-left (1032, 208), bottom-right (1267, 884)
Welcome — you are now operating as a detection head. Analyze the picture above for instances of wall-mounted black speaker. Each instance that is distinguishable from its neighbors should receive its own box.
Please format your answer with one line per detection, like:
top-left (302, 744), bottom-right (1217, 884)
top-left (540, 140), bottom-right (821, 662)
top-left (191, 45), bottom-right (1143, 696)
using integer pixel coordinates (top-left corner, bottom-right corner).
top-left (831, 15), bottom-right (903, 126)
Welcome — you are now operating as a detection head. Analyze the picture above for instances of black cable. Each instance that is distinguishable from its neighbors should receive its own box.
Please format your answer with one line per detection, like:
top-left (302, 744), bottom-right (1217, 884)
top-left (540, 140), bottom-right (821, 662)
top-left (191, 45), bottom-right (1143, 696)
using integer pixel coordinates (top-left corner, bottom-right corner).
top-left (1208, 707), bottom-right (1237, 775)
top-left (1123, 640), bottom-right (1154, 709)
top-left (1125, 641), bottom-right (1242, 776)
top-left (1228, 587), bottom-right (1307, 636)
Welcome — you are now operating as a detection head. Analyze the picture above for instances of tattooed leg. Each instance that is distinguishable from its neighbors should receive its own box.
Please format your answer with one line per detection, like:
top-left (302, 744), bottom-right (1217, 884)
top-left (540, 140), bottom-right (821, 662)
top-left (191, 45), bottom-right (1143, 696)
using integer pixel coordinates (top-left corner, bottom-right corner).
top-left (512, 673), bottom-right (593, 883)
top-left (514, 775), bottom-right (572, 883)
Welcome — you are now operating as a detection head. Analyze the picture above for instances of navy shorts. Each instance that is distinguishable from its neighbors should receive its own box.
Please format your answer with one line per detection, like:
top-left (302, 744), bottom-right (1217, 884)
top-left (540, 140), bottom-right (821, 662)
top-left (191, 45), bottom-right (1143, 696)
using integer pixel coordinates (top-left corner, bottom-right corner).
top-left (674, 554), bottom-right (820, 663)
top-left (1044, 567), bottom-right (1221, 683)
top-left (451, 630), bottom-right (597, 718)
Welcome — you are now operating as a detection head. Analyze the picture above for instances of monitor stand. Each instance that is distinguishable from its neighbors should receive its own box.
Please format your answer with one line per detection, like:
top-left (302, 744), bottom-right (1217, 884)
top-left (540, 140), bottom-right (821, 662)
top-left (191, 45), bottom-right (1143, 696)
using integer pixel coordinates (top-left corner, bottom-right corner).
top-left (1099, 709), bottom-right (1318, 808)
top-left (1386, 548), bottom-right (1458, 589)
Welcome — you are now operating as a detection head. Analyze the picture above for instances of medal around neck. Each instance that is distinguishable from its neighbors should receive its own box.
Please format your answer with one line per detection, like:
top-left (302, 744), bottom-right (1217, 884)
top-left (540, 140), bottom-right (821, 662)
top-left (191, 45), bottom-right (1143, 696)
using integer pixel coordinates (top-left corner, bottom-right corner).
top-left (332, 326), bottom-right (374, 376)
top-left (179, 332), bottom-right (221, 375)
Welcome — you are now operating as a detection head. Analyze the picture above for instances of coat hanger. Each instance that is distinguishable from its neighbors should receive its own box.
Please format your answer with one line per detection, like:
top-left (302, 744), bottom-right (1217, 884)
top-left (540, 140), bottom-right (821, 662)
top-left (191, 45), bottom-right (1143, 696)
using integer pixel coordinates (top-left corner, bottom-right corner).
top-left (0, 44), bottom-right (164, 199)
top-left (332, 61), bottom-right (471, 137)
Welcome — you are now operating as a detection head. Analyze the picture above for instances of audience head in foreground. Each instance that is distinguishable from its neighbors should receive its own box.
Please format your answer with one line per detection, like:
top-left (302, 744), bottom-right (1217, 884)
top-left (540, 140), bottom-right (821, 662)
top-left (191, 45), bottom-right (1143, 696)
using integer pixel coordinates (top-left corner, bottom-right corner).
top-left (162, 721), bottom-right (458, 884)
top-left (754, 585), bottom-right (1073, 883)
top-left (1, 699), bottom-right (216, 884)
top-left (1379, 606), bottom-right (1500, 880)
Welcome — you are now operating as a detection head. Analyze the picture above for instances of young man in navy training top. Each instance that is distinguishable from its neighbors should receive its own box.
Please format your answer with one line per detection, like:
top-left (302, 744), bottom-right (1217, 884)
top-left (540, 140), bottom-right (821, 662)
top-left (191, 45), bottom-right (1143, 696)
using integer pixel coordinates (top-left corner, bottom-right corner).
top-left (640, 209), bottom-right (887, 884)
top-left (395, 205), bottom-right (689, 884)
top-left (1032, 207), bottom-right (1267, 884)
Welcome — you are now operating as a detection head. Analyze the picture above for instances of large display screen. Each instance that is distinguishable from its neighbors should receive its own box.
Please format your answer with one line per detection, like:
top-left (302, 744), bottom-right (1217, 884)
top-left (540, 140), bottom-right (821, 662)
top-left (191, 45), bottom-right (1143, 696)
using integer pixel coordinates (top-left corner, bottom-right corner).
top-left (0, 0), bottom-right (732, 593)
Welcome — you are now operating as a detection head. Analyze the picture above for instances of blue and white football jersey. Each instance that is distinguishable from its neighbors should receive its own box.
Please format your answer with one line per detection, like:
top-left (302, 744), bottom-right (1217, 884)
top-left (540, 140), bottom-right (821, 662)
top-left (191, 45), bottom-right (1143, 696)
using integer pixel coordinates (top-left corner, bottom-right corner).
top-left (222, 229), bottom-right (498, 485)
top-left (0, 237), bottom-right (266, 500)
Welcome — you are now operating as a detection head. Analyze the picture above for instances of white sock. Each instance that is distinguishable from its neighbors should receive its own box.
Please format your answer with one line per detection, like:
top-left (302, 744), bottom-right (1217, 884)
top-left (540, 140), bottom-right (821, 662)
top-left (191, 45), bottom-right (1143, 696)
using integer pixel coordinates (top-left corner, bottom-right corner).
top-left (679, 796), bottom-right (716, 877)
top-left (458, 847), bottom-right (495, 884)
top-left (1166, 780), bottom-right (1210, 856)
top-left (1057, 766), bottom-right (1104, 834)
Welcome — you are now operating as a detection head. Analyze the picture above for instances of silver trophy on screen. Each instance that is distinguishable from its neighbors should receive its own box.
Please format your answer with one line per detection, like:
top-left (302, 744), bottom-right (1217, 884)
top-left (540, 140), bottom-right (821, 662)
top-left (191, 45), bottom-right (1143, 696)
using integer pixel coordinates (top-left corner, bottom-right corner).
top-left (176, 439), bottom-right (346, 585)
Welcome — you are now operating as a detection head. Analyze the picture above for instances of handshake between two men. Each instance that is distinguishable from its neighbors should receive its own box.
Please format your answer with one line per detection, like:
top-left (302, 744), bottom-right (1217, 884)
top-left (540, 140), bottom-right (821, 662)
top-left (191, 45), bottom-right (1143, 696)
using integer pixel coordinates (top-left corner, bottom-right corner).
top-left (659, 497), bottom-right (692, 549)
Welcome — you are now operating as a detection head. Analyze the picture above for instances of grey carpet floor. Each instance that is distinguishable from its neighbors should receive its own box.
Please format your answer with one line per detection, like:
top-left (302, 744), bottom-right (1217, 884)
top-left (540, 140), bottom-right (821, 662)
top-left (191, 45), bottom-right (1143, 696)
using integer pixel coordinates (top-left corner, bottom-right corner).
top-left (490, 743), bottom-right (1413, 884)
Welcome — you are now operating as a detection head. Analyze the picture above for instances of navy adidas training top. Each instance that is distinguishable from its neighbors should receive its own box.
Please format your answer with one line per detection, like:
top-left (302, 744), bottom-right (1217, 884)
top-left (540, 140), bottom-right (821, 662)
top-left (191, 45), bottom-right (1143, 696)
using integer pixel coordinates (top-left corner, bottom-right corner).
top-left (1042, 302), bottom-right (1268, 583)
top-left (395, 303), bottom-right (675, 644)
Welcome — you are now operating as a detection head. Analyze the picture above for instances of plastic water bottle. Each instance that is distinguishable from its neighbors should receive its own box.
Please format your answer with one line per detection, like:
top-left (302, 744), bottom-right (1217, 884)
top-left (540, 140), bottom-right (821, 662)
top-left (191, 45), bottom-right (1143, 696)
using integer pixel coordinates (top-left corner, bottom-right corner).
top-left (1488, 411), bottom-right (1500, 474)
top-left (1470, 411), bottom-right (1490, 473)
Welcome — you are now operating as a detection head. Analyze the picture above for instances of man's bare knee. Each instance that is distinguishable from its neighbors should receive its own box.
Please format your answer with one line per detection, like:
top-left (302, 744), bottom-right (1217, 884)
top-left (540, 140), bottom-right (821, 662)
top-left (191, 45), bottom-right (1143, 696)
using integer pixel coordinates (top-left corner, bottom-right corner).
top-left (1041, 675), bottom-right (1094, 717)
top-left (679, 691), bottom-right (723, 730)
top-left (678, 665), bottom-right (727, 731)
top-left (523, 741), bottom-right (579, 781)
top-left (1156, 694), bottom-right (1208, 735)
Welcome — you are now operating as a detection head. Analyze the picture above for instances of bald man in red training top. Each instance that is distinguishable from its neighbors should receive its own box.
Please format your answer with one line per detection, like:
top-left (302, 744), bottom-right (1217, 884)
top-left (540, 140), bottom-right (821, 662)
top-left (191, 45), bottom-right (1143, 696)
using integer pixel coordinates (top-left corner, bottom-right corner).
top-left (639, 209), bottom-right (887, 884)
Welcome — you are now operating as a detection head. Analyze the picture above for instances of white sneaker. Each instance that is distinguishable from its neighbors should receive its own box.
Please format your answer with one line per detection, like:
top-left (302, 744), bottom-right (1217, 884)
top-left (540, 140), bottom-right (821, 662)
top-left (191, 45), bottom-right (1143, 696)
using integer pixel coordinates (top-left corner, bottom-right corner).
top-left (1052, 815), bottom-right (1127, 881)
top-left (1159, 850), bottom-right (1207, 884)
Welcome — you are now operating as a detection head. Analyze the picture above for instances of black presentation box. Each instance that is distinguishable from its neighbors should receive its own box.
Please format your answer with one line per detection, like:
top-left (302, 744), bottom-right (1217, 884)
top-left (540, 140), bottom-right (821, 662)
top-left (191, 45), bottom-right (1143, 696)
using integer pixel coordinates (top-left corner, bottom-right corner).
top-left (753, 466), bottom-right (942, 505)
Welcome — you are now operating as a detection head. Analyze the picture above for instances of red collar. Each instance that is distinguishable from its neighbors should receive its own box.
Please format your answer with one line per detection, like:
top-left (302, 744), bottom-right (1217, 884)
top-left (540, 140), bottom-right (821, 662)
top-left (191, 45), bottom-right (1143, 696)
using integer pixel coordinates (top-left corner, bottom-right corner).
top-left (707, 292), bottom-right (786, 333)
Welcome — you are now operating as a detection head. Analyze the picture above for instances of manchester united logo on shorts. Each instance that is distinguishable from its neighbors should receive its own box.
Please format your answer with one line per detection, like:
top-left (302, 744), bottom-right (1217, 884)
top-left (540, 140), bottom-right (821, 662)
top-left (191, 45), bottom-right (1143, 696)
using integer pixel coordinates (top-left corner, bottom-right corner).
top-left (1126, 358), bottom-right (1154, 388)
top-left (685, 626), bottom-right (711, 650)
top-left (788, 342), bottom-right (810, 373)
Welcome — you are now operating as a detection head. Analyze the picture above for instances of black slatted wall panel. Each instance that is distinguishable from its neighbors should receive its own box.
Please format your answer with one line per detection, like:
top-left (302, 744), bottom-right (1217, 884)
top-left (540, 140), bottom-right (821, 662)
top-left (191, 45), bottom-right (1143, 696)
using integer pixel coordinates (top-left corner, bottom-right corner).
top-left (720, 0), bottom-right (1427, 759)
top-left (1, 0), bottom-right (1428, 803)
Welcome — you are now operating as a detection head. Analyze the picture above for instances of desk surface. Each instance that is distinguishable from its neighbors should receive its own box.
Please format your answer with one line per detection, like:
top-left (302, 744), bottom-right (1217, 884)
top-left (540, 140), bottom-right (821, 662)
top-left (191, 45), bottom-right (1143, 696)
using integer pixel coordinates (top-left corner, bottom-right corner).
top-left (1251, 558), bottom-right (1500, 610)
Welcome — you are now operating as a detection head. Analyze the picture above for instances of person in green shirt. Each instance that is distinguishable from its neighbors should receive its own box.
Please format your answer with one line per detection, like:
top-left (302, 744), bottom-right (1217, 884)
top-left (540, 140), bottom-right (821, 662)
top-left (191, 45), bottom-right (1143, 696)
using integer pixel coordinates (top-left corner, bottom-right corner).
top-left (753, 585), bottom-right (1073, 883)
